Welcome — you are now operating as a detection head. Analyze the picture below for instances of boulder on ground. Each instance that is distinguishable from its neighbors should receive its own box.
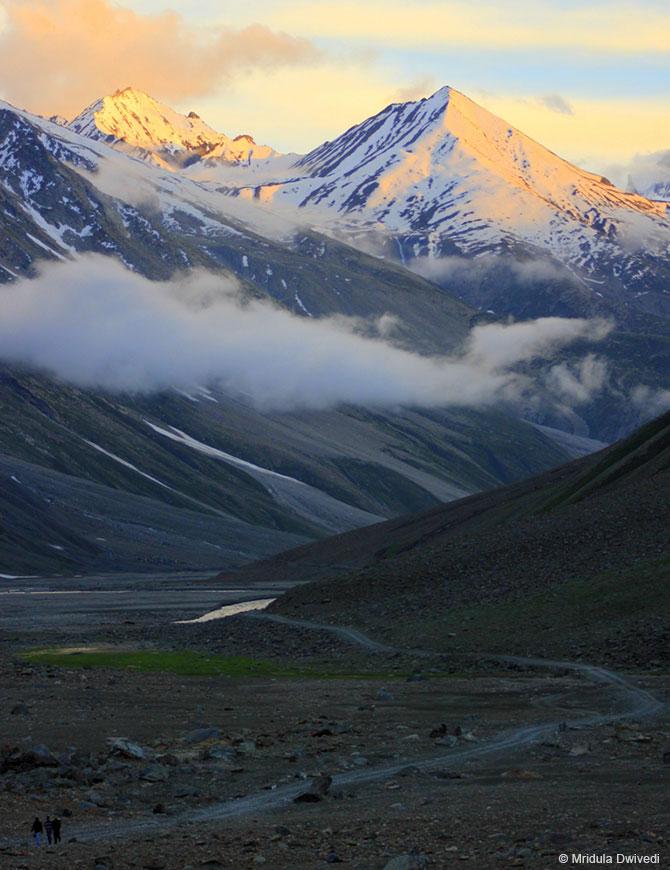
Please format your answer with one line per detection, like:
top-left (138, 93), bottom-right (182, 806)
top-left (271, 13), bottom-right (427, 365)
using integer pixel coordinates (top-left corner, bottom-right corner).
top-left (1, 743), bottom-right (58, 771)
top-left (107, 738), bottom-right (146, 760)
top-left (183, 727), bottom-right (221, 745)
top-left (139, 764), bottom-right (169, 783)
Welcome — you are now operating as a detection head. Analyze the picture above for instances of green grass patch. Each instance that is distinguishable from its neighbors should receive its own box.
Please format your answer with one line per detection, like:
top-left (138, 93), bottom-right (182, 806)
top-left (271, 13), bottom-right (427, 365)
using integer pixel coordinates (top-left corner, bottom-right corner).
top-left (21, 648), bottom-right (404, 680)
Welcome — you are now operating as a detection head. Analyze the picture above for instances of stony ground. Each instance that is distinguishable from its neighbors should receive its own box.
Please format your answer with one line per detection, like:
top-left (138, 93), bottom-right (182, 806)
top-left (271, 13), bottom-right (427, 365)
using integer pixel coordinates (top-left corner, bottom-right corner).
top-left (1, 606), bottom-right (669, 870)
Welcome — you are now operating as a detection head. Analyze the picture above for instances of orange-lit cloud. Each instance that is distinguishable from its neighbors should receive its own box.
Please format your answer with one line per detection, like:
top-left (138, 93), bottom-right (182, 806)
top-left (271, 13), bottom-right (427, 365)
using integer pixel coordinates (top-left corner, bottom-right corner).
top-left (0, 0), bottom-right (319, 117)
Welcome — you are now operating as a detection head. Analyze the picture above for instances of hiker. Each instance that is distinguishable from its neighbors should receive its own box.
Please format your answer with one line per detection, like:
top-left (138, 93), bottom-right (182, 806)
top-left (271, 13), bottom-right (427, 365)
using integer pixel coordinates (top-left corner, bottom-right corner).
top-left (31, 817), bottom-right (43, 847)
top-left (45, 816), bottom-right (53, 845)
top-left (52, 816), bottom-right (62, 845)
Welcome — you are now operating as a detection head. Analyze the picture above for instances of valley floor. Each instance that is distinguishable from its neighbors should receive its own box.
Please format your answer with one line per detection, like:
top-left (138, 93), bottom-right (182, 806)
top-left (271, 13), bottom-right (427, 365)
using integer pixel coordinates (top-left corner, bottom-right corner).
top-left (0, 579), bottom-right (668, 869)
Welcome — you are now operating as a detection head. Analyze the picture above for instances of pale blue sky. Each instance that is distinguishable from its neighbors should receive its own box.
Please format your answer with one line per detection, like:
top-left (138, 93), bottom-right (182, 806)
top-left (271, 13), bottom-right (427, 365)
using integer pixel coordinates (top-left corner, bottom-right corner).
top-left (123, 0), bottom-right (669, 168)
top-left (0, 0), bottom-right (667, 169)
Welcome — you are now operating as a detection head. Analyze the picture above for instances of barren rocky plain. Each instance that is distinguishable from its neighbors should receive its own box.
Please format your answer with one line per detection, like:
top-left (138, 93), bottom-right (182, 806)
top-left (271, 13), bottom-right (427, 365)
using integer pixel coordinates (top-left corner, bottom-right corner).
top-left (0, 569), bottom-right (668, 870)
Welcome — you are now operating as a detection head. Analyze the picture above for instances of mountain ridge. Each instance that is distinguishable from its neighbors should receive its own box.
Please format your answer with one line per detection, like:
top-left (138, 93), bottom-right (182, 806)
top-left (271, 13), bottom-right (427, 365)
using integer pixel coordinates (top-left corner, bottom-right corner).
top-left (68, 86), bottom-right (277, 169)
top-left (227, 86), bottom-right (669, 320)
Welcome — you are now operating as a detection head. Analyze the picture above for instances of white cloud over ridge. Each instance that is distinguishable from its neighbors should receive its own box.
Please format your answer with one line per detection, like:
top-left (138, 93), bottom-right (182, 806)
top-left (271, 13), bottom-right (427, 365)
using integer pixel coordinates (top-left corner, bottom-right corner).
top-left (0, 256), bottom-right (613, 411)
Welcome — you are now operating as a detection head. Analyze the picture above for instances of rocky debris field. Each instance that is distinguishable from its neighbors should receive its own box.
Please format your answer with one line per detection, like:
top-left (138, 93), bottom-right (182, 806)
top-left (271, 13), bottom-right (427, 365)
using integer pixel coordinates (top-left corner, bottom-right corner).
top-left (0, 635), bottom-right (669, 869)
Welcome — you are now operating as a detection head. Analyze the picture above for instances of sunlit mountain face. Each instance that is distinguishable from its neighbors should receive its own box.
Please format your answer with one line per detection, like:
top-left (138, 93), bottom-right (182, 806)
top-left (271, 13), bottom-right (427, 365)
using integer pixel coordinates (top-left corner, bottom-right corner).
top-left (4, 80), bottom-right (669, 334)
top-left (213, 86), bottom-right (670, 323)
top-left (68, 86), bottom-right (277, 169)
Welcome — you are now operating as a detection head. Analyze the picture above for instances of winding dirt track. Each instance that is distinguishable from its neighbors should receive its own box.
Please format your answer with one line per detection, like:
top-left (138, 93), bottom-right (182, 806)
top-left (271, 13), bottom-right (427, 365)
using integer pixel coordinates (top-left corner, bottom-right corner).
top-left (44, 614), bottom-right (668, 843)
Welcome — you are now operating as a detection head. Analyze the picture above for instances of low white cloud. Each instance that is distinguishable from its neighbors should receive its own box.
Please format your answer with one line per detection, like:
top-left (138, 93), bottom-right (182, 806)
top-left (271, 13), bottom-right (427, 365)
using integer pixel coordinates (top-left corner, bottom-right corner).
top-left (545, 354), bottom-right (609, 404)
top-left (393, 77), bottom-right (437, 104)
top-left (539, 93), bottom-right (574, 116)
top-left (0, 256), bottom-right (613, 412)
top-left (410, 253), bottom-right (571, 286)
top-left (603, 150), bottom-right (670, 199)
top-left (630, 384), bottom-right (670, 418)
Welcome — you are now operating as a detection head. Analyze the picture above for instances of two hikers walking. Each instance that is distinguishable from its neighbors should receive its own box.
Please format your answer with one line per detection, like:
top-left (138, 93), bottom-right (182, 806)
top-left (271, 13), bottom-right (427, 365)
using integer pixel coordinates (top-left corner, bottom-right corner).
top-left (31, 815), bottom-right (62, 846)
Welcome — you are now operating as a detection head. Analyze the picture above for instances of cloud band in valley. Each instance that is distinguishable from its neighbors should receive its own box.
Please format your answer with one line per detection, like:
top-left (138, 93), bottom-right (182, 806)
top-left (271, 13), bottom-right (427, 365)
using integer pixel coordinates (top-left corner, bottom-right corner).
top-left (0, 256), bottom-right (613, 413)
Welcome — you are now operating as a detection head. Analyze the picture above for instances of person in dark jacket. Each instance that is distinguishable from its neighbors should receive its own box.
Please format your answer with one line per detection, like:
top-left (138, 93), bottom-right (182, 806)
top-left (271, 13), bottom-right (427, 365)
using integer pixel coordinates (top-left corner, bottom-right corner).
top-left (44, 816), bottom-right (53, 845)
top-left (31, 817), bottom-right (43, 846)
top-left (52, 816), bottom-right (62, 844)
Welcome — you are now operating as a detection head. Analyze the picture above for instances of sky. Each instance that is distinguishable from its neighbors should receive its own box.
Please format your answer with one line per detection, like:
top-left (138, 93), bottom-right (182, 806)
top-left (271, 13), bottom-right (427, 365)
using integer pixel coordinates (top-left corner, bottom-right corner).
top-left (0, 0), bottom-right (667, 172)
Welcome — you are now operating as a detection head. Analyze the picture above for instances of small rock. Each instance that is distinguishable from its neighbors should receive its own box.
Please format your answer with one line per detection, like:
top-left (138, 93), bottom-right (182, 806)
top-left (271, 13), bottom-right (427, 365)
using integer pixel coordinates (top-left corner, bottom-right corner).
top-left (7, 743), bottom-right (59, 769)
top-left (84, 789), bottom-right (109, 807)
top-left (569, 743), bottom-right (590, 757)
top-left (501, 769), bottom-right (543, 781)
top-left (434, 735), bottom-right (458, 748)
top-left (140, 764), bottom-right (169, 783)
top-left (107, 738), bottom-right (146, 760)
top-left (157, 753), bottom-right (179, 766)
top-left (313, 773), bottom-right (332, 796)
top-left (433, 770), bottom-right (463, 780)
top-left (377, 688), bottom-right (394, 701)
top-left (326, 852), bottom-right (343, 864)
top-left (293, 791), bottom-right (321, 803)
top-left (183, 727), bottom-right (221, 745)
top-left (152, 802), bottom-right (166, 814)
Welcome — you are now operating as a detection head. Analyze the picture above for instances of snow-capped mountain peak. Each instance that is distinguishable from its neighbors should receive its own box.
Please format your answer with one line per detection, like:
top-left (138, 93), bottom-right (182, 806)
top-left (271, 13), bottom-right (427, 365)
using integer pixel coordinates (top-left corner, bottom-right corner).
top-left (69, 86), bottom-right (276, 168)
top-left (223, 83), bottom-right (668, 302)
top-left (297, 84), bottom-right (664, 222)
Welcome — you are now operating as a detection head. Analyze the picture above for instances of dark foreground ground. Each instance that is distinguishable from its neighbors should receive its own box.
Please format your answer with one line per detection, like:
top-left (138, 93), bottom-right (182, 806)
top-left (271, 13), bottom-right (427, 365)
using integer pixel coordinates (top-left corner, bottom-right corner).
top-left (0, 576), bottom-right (668, 870)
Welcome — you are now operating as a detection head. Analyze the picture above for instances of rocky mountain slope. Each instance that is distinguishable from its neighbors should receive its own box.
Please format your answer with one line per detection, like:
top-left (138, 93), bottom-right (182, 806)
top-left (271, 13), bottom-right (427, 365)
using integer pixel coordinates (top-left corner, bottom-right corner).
top-left (229, 411), bottom-right (670, 665)
top-left (0, 362), bottom-right (573, 574)
top-left (0, 100), bottom-right (474, 350)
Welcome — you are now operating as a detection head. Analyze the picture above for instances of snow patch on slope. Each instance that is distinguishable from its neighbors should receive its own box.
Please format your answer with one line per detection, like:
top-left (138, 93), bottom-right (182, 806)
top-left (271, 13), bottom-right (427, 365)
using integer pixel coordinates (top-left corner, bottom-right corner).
top-left (145, 421), bottom-right (383, 533)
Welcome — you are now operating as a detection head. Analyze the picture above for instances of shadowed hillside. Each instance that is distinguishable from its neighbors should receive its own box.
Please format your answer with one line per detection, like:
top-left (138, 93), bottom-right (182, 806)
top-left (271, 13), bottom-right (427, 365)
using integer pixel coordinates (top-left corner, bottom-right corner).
top-left (222, 412), bottom-right (670, 666)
